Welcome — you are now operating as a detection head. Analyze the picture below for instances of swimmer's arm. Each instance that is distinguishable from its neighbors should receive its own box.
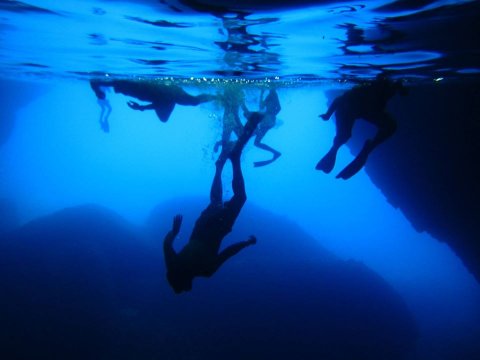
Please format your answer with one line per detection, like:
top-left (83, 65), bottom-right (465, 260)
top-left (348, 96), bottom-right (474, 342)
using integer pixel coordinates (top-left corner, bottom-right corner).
top-left (163, 214), bottom-right (183, 256)
top-left (319, 97), bottom-right (339, 121)
top-left (215, 236), bottom-right (257, 270)
top-left (127, 101), bottom-right (155, 111)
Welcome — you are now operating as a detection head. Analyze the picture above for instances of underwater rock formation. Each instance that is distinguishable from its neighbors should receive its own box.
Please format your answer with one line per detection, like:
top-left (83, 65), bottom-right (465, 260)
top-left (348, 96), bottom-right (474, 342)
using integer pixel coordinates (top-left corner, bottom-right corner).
top-left (0, 202), bottom-right (416, 360)
top-left (0, 198), bottom-right (18, 234)
top-left (332, 82), bottom-right (480, 282)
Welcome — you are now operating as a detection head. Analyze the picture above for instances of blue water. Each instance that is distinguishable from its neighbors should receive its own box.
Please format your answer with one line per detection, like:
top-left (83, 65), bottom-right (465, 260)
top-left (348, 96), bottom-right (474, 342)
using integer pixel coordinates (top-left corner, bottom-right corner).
top-left (1, 1), bottom-right (480, 359)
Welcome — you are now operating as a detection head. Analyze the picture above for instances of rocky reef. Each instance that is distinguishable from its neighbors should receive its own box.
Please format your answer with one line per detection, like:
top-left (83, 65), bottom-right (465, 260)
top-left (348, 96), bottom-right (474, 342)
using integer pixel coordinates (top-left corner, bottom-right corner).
top-left (331, 81), bottom-right (480, 282)
top-left (0, 202), bottom-right (416, 360)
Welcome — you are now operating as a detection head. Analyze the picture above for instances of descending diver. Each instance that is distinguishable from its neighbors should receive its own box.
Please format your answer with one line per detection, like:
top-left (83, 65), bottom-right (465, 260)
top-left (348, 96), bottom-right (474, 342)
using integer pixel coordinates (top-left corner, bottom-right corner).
top-left (252, 86), bottom-right (282, 167)
top-left (90, 78), bottom-right (216, 131)
top-left (163, 112), bottom-right (263, 294)
top-left (214, 83), bottom-right (248, 153)
top-left (316, 74), bottom-right (407, 179)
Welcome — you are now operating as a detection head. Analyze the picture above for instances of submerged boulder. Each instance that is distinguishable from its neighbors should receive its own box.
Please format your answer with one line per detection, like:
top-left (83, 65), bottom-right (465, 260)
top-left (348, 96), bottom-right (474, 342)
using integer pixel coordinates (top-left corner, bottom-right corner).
top-left (0, 204), bottom-right (163, 359)
top-left (0, 202), bottom-right (417, 360)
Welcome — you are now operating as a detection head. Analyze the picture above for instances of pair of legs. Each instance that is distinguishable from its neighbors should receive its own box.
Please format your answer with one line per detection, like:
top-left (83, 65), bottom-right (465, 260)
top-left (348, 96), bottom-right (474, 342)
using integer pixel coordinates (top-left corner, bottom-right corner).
top-left (206, 113), bottom-right (262, 257)
top-left (211, 112), bottom-right (263, 205)
top-left (316, 110), bottom-right (396, 179)
top-left (214, 112), bottom-right (244, 153)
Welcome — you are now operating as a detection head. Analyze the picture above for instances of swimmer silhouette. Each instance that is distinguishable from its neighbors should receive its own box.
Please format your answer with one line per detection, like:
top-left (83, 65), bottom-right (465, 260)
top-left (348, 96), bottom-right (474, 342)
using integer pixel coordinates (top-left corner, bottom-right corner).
top-left (90, 79), bottom-right (216, 126)
top-left (317, 74), bottom-right (407, 179)
top-left (163, 112), bottom-right (263, 294)
top-left (253, 87), bottom-right (282, 167)
top-left (214, 83), bottom-right (248, 153)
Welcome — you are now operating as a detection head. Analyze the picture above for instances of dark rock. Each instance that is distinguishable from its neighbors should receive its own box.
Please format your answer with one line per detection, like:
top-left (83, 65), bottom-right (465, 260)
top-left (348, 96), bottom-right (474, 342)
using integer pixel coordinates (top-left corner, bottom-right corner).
top-left (0, 202), bottom-right (417, 359)
top-left (333, 82), bottom-right (480, 282)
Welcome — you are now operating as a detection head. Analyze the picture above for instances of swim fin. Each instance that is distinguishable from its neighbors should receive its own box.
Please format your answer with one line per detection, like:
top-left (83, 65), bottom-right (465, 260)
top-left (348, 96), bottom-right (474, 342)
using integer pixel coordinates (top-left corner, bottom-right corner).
top-left (254, 152), bottom-right (281, 167)
top-left (315, 151), bottom-right (336, 173)
top-left (336, 152), bottom-right (368, 179)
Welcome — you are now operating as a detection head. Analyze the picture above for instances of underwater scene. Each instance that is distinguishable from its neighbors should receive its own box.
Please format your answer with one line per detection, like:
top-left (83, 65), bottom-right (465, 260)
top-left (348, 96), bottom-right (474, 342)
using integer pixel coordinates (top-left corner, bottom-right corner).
top-left (1, 1), bottom-right (480, 359)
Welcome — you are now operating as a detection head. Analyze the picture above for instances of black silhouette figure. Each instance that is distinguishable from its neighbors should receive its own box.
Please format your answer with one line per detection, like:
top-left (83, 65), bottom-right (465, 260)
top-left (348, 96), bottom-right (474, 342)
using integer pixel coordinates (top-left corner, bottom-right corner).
top-left (90, 79), bottom-right (216, 130)
top-left (317, 75), bottom-right (407, 179)
top-left (214, 84), bottom-right (248, 153)
top-left (163, 112), bottom-right (263, 294)
top-left (252, 87), bottom-right (282, 167)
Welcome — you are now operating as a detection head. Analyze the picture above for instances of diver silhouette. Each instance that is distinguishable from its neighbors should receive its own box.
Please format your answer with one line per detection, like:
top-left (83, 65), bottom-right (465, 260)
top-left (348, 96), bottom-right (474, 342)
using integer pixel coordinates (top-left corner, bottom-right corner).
top-left (163, 112), bottom-right (263, 294)
top-left (317, 75), bottom-right (407, 179)
top-left (213, 84), bottom-right (248, 153)
top-left (252, 87), bottom-right (282, 167)
top-left (90, 79), bottom-right (216, 129)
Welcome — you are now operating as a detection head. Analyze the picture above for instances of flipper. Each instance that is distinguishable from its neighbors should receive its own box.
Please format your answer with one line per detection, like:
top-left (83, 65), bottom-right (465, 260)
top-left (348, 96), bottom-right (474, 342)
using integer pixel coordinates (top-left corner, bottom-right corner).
top-left (254, 152), bottom-right (281, 167)
top-left (336, 151), bottom-right (368, 180)
top-left (315, 151), bottom-right (336, 173)
top-left (217, 141), bottom-right (234, 165)
top-left (254, 159), bottom-right (275, 167)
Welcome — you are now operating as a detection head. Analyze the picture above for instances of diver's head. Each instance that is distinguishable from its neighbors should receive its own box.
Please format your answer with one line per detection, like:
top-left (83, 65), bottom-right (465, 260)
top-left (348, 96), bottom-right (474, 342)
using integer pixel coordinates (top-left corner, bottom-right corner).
top-left (166, 270), bottom-right (193, 294)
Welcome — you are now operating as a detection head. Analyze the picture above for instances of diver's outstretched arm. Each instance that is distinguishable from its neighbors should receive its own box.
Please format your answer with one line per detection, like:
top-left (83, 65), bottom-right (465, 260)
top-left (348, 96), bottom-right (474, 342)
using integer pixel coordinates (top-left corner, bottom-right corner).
top-left (319, 97), bottom-right (340, 121)
top-left (215, 236), bottom-right (257, 270)
top-left (163, 214), bottom-right (182, 257)
top-left (127, 101), bottom-right (155, 111)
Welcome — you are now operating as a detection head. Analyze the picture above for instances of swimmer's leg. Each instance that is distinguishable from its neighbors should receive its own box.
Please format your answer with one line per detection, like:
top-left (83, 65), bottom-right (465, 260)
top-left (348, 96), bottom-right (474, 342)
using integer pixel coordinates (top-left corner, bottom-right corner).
top-left (336, 113), bottom-right (396, 179)
top-left (253, 127), bottom-right (281, 167)
top-left (226, 112), bottom-right (261, 206)
top-left (230, 146), bottom-right (246, 205)
top-left (316, 112), bottom-right (354, 173)
top-left (229, 112), bottom-right (262, 160)
top-left (210, 148), bottom-right (229, 206)
top-left (98, 99), bottom-right (112, 133)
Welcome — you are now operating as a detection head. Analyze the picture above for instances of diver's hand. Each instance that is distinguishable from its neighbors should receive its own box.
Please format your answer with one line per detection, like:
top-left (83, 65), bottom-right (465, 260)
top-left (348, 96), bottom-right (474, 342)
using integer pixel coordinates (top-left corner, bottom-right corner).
top-left (247, 235), bottom-right (257, 245)
top-left (172, 214), bottom-right (183, 236)
top-left (127, 101), bottom-right (142, 111)
top-left (319, 113), bottom-right (329, 121)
